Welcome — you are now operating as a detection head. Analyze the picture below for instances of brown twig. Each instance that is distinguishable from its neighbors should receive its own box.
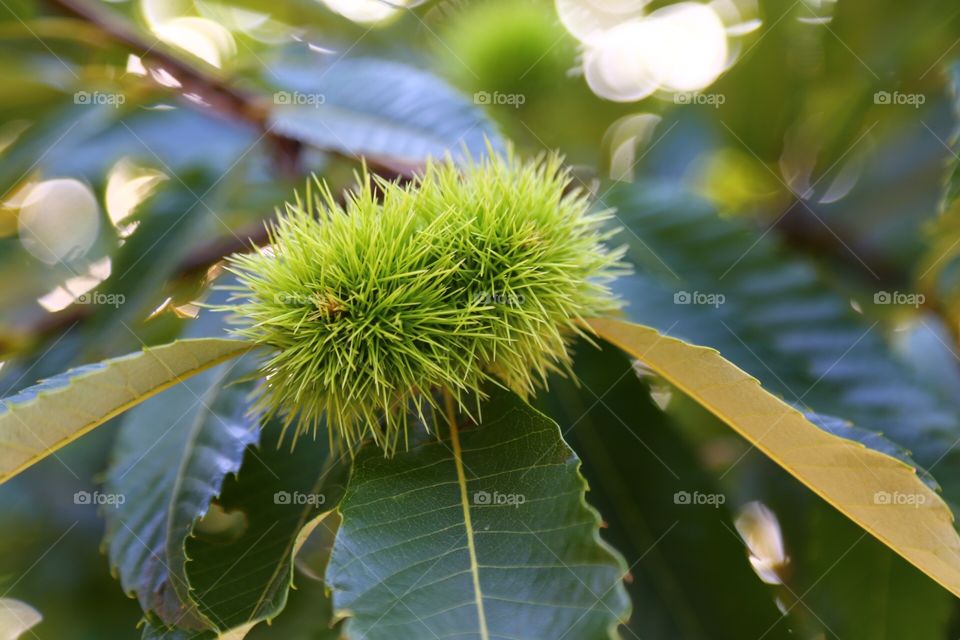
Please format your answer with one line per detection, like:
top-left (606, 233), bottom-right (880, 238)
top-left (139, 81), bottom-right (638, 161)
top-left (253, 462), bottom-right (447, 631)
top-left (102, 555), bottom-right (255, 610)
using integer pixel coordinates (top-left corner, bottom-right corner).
top-left (775, 199), bottom-right (904, 284)
top-left (0, 1), bottom-right (427, 354)
top-left (44, 0), bottom-right (303, 176)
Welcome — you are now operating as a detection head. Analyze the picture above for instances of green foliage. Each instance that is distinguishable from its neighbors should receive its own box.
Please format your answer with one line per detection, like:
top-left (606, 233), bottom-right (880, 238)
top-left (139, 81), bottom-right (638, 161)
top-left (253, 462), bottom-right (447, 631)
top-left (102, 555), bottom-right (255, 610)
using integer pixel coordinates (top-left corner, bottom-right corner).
top-left (104, 356), bottom-right (261, 629)
top-left (588, 317), bottom-right (960, 599)
top-left (222, 152), bottom-right (624, 453)
top-left (4, 0), bottom-right (960, 637)
top-left (0, 338), bottom-right (251, 483)
top-left (268, 57), bottom-right (504, 165)
top-left (104, 341), bottom-right (346, 638)
top-left (608, 182), bottom-right (960, 498)
top-left (326, 388), bottom-right (630, 639)
top-left (919, 62), bottom-right (960, 327)
top-left (536, 341), bottom-right (791, 639)
top-left (179, 420), bottom-right (341, 637)
top-left (436, 0), bottom-right (572, 97)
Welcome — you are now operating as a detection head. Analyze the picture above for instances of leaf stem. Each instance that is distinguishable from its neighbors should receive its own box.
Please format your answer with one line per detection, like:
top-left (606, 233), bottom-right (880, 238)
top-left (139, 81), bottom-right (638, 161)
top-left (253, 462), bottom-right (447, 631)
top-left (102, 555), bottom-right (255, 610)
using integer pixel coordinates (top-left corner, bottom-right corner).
top-left (443, 389), bottom-right (459, 433)
top-left (444, 389), bottom-right (490, 640)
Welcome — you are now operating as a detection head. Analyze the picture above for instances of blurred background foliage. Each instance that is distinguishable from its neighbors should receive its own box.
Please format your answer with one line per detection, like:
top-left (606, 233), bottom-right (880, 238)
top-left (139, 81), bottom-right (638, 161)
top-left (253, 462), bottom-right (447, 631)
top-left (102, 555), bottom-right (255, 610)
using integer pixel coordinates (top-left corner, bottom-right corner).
top-left (2, 0), bottom-right (960, 637)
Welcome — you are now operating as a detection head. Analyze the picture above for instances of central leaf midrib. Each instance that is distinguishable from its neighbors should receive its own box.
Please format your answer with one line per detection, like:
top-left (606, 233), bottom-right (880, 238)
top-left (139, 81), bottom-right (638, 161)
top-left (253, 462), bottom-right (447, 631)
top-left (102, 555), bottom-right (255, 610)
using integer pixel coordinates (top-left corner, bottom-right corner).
top-left (449, 419), bottom-right (490, 640)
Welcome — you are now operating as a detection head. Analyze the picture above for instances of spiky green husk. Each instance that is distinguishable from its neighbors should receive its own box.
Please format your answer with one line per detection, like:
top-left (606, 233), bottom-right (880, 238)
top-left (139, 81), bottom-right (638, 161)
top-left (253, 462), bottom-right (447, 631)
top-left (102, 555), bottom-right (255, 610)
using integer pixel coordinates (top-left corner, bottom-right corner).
top-left (223, 152), bottom-right (626, 453)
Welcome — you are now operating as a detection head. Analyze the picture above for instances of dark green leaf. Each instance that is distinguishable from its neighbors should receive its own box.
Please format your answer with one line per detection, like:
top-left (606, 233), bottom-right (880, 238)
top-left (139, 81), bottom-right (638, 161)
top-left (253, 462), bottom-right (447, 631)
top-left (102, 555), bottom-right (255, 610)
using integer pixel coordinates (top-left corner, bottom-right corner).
top-left (182, 418), bottom-right (345, 634)
top-left (537, 340), bottom-right (790, 640)
top-left (269, 58), bottom-right (503, 164)
top-left (608, 182), bottom-right (960, 499)
top-left (105, 354), bottom-right (261, 628)
top-left (326, 389), bottom-right (631, 640)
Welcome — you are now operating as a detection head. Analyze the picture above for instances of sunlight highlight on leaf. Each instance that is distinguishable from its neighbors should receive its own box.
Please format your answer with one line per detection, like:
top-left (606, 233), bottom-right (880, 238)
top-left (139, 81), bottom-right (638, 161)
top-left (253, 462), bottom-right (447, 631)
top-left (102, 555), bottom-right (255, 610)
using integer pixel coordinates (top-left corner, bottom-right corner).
top-left (105, 158), bottom-right (167, 238)
top-left (0, 338), bottom-right (252, 483)
top-left (36, 256), bottom-right (112, 313)
top-left (588, 317), bottom-right (960, 599)
top-left (141, 0), bottom-right (236, 68)
top-left (319, 0), bottom-right (412, 24)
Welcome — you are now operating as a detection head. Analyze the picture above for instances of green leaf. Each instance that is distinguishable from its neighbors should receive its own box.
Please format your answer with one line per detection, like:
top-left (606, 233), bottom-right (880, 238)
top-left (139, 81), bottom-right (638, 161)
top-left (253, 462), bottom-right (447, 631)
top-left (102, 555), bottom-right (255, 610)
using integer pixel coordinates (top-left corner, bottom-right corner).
top-left (605, 180), bottom-right (960, 627)
top-left (535, 340), bottom-right (791, 639)
top-left (104, 354), bottom-right (261, 629)
top-left (182, 419), bottom-right (345, 635)
top-left (268, 58), bottom-right (503, 164)
top-left (0, 338), bottom-right (251, 484)
top-left (142, 525), bottom-right (343, 640)
top-left (608, 183), bottom-right (960, 497)
top-left (245, 523), bottom-right (343, 640)
top-left (326, 388), bottom-right (630, 640)
top-left (140, 620), bottom-right (214, 640)
top-left (587, 317), bottom-right (960, 599)
top-left (105, 349), bottom-right (344, 638)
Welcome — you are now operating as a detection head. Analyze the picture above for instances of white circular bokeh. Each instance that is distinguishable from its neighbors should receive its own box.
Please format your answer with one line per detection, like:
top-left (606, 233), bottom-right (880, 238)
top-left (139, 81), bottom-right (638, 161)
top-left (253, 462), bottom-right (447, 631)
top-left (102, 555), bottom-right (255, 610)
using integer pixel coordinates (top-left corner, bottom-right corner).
top-left (569, 1), bottom-right (737, 102)
top-left (17, 179), bottom-right (100, 265)
top-left (320, 0), bottom-right (410, 24)
top-left (646, 3), bottom-right (728, 92)
top-left (584, 20), bottom-right (660, 102)
top-left (556, 0), bottom-right (649, 45)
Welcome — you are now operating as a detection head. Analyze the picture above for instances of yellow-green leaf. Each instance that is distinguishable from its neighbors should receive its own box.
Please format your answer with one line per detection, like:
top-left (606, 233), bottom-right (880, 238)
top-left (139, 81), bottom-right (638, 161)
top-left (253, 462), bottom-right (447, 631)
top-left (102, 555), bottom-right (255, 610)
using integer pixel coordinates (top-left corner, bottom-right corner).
top-left (587, 317), bottom-right (960, 598)
top-left (0, 338), bottom-right (252, 484)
